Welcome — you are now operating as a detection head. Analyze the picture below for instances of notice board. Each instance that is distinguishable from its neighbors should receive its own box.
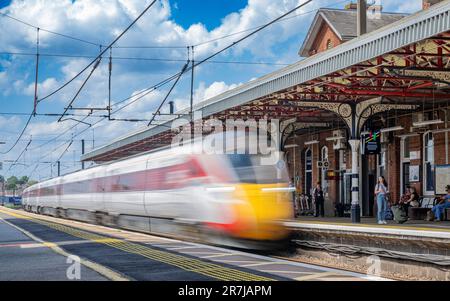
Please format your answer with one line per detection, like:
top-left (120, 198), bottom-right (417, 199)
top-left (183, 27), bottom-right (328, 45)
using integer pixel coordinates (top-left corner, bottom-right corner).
top-left (435, 165), bottom-right (450, 195)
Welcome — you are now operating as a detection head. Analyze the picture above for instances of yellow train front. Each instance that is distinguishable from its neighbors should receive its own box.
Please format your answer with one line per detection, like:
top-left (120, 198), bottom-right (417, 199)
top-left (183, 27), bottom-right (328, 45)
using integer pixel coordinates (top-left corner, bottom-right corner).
top-left (197, 154), bottom-right (294, 249)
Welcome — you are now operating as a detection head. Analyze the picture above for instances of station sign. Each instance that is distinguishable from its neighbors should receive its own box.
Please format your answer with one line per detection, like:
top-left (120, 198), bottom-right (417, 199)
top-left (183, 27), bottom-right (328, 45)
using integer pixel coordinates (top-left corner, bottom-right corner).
top-left (362, 131), bottom-right (381, 155)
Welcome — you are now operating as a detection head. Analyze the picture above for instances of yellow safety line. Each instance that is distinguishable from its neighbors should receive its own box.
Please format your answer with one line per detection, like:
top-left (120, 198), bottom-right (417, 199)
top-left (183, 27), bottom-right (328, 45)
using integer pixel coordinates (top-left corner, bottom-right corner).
top-left (0, 208), bottom-right (274, 281)
top-left (0, 214), bottom-right (129, 281)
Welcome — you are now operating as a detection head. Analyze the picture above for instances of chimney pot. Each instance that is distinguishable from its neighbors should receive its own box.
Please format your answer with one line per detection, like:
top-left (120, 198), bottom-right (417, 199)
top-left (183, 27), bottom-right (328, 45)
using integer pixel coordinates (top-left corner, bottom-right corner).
top-left (423, 0), bottom-right (443, 10)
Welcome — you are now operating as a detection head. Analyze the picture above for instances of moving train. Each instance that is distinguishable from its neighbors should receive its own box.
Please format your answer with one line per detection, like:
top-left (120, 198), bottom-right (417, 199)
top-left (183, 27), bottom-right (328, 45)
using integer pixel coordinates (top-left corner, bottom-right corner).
top-left (22, 134), bottom-right (294, 249)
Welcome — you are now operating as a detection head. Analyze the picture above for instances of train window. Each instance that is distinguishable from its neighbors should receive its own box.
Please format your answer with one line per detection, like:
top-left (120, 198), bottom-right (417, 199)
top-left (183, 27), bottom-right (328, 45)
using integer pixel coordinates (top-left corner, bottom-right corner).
top-left (118, 174), bottom-right (134, 191)
top-left (227, 154), bottom-right (288, 184)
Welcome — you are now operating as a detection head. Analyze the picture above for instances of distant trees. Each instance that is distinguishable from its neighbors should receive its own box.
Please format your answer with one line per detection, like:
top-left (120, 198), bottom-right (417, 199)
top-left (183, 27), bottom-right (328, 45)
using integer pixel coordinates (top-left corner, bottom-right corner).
top-left (5, 176), bottom-right (19, 194)
top-left (0, 175), bottom-right (37, 196)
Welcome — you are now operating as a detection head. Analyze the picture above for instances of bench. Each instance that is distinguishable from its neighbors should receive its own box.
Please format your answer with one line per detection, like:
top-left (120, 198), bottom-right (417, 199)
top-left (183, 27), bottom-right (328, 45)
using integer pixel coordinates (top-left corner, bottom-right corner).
top-left (408, 197), bottom-right (437, 220)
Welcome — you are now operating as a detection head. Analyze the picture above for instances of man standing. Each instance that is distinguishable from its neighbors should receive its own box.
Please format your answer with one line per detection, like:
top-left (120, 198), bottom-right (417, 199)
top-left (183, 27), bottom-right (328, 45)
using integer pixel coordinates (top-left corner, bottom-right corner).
top-left (313, 182), bottom-right (325, 217)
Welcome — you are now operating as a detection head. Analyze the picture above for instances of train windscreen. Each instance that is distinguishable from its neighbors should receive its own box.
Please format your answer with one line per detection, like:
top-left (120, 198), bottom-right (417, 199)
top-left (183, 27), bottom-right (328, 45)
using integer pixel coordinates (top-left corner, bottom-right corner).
top-left (227, 154), bottom-right (288, 184)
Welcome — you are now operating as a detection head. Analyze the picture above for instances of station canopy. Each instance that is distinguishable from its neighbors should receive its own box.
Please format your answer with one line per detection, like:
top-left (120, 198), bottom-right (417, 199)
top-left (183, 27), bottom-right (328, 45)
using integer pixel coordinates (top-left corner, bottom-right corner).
top-left (82, 2), bottom-right (450, 163)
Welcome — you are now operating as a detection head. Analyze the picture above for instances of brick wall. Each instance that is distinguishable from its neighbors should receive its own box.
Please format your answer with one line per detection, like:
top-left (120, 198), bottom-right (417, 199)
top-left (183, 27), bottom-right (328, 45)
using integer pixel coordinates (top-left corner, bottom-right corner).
top-left (309, 23), bottom-right (342, 56)
top-left (284, 110), bottom-right (450, 216)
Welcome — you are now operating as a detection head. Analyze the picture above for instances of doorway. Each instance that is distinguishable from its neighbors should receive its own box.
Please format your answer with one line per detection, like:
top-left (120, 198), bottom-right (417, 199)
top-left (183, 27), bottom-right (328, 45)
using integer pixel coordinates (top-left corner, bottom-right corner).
top-left (304, 148), bottom-right (313, 196)
top-left (361, 153), bottom-right (376, 217)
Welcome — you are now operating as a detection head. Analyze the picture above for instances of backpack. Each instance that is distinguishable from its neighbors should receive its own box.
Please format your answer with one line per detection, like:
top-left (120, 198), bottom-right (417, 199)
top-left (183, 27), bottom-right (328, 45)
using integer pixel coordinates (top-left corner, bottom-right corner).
top-left (384, 208), bottom-right (394, 220)
top-left (391, 205), bottom-right (408, 224)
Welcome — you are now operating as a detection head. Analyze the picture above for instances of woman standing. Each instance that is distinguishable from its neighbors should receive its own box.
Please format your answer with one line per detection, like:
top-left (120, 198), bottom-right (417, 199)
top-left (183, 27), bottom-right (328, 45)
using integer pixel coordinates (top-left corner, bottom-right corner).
top-left (375, 176), bottom-right (388, 225)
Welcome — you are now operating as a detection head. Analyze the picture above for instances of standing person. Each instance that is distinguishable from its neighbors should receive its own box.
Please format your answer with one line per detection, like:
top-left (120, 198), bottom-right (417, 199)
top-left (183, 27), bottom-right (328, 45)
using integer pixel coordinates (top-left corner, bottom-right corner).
top-left (289, 179), bottom-right (298, 217)
top-left (375, 176), bottom-right (388, 224)
top-left (313, 182), bottom-right (325, 217)
top-left (431, 185), bottom-right (450, 222)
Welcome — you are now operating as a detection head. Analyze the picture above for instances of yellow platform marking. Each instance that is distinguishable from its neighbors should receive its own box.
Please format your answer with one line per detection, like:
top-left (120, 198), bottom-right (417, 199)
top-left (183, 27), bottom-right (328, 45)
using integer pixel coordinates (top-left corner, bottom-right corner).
top-left (0, 208), bottom-right (274, 281)
top-left (0, 214), bottom-right (129, 281)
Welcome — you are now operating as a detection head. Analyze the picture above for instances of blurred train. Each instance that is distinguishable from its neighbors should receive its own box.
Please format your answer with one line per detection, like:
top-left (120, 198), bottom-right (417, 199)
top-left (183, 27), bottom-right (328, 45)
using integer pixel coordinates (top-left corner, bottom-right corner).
top-left (22, 135), bottom-right (294, 249)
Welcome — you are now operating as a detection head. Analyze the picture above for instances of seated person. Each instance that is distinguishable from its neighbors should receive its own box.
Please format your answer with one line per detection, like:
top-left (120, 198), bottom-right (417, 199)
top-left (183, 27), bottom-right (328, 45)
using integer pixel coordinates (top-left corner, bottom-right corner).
top-left (431, 185), bottom-right (450, 222)
top-left (400, 187), bottom-right (420, 211)
top-left (399, 185), bottom-right (411, 204)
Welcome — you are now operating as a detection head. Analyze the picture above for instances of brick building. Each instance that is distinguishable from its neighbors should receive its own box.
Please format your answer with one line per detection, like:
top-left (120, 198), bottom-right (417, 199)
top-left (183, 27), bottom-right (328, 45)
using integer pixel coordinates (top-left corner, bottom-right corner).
top-left (82, 1), bottom-right (450, 222)
top-left (284, 0), bottom-right (450, 217)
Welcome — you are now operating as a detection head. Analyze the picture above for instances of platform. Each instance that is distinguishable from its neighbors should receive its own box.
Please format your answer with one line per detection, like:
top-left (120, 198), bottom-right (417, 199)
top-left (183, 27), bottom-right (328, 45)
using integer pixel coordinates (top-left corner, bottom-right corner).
top-left (285, 217), bottom-right (450, 280)
top-left (0, 207), bottom-right (381, 281)
top-left (286, 217), bottom-right (450, 240)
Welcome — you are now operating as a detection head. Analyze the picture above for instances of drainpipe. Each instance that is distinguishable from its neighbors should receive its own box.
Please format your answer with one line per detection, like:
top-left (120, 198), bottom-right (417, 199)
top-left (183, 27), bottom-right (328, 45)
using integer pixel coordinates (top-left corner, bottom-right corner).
top-left (357, 0), bottom-right (367, 36)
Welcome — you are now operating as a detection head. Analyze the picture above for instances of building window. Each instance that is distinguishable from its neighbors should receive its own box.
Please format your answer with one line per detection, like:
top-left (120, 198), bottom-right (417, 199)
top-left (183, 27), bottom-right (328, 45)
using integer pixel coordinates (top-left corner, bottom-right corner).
top-left (305, 148), bottom-right (313, 196)
top-left (326, 39), bottom-right (333, 49)
top-left (378, 151), bottom-right (386, 178)
top-left (424, 132), bottom-right (435, 194)
top-left (321, 146), bottom-right (329, 194)
top-left (400, 137), bottom-right (411, 195)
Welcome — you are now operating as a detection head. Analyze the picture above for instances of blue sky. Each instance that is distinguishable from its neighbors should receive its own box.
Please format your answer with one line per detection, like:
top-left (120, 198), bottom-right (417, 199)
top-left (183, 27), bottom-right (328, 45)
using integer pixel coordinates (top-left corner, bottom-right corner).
top-left (0, 0), bottom-right (424, 180)
top-left (170, 0), bottom-right (247, 30)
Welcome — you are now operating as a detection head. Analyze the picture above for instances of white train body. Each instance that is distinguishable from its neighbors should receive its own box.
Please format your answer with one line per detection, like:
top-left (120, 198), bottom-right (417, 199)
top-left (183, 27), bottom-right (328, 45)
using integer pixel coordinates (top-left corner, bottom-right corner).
top-left (22, 140), bottom-right (293, 248)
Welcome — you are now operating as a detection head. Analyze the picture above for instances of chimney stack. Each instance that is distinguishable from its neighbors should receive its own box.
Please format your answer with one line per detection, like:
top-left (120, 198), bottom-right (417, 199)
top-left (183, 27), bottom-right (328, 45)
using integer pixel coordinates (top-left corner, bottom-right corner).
top-left (345, 2), bottom-right (358, 10)
top-left (423, 0), bottom-right (443, 9)
top-left (357, 0), bottom-right (367, 36)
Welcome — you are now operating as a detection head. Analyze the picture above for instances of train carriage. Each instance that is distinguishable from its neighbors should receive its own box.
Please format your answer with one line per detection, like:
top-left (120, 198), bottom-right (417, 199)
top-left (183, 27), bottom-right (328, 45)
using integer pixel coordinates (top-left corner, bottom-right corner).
top-left (23, 135), bottom-right (293, 249)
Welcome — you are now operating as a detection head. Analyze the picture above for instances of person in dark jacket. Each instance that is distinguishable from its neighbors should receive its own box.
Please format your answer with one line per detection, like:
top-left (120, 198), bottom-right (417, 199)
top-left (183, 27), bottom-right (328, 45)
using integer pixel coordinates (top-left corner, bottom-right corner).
top-left (313, 182), bottom-right (325, 217)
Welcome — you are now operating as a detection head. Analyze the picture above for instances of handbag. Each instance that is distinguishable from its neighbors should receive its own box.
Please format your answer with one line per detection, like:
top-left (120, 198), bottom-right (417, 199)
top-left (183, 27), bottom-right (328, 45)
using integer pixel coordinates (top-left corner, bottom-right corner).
top-left (426, 210), bottom-right (435, 221)
top-left (384, 208), bottom-right (394, 220)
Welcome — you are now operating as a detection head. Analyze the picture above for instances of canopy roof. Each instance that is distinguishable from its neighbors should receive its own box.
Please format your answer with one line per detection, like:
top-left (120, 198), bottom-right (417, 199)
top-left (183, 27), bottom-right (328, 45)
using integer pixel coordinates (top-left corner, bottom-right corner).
top-left (82, 1), bottom-right (450, 163)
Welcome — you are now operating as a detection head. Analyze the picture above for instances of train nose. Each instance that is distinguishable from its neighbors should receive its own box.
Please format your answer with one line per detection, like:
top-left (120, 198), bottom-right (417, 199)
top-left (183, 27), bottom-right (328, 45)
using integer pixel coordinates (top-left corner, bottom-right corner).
top-left (230, 183), bottom-right (293, 241)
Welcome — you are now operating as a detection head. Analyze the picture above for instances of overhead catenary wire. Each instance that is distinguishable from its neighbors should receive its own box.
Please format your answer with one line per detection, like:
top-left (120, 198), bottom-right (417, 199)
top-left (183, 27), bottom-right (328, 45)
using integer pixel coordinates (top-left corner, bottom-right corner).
top-left (7, 139), bottom-right (32, 172)
top-left (143, 0), bottom-right (314, 129)
top-left (35, 0), bottom-right (159, 104)
top-left (54, 139), bottom-right (74, 164)
top-left (0, 113), bottom-right (33, 155)
top-left (33, 27), bottom-right (40, 116)
top-left (0, 0), bottom-right (348, 51)
top-left (57, 57), bottom-right (102, 122)
top-left (0, 11), bottom-right (102, 48)
top-left (148, 60), bottom-right (190, 126)
top-left (0, 51), bottom-right (292, 66)
top-left (7, 0), bottom-right (442, 178)
top-left (21, 39), bottom-right (450, 172)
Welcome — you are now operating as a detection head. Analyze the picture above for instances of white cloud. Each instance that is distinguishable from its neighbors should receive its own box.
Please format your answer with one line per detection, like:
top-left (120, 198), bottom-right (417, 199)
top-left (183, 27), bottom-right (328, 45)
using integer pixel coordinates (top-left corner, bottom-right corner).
top-left (24, 77), bottom-right (59, 97)
top-left (194, 81), bottom-right (241, 104)
top-left (0, 0), bottom-right (420, 179)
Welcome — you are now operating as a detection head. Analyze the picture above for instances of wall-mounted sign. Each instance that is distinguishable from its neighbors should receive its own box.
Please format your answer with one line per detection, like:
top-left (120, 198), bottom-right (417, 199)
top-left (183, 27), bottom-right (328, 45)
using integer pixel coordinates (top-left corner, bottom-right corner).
top-left (435, 165), bottom-right (450, 195)
top-left (326, 170), bottom-right (338, 181)
top-left (362, 131), bottom-right (381, 155)
top-left (317, 161), bottom-right (330, 169)
top-left (409, 165), bottom-right (420, 182)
